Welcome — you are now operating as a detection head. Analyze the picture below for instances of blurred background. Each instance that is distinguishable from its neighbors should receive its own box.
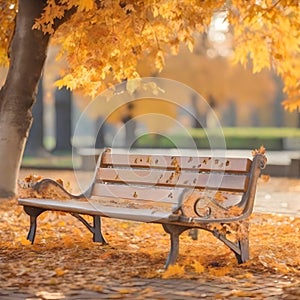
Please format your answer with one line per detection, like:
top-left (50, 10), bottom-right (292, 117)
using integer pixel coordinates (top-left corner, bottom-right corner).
top-left (1, 12), bottom-right (299, 172)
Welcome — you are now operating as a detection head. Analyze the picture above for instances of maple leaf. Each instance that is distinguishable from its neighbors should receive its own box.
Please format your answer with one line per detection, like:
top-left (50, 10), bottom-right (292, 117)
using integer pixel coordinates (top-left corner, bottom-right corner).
top-left (54, 267), bottom-right (66, 277)
top-left (78, 0), bottom-right (94, 11)
top-left (251, 145), bottom-right (266, 156)
top-left (191, 261), bottom-right (205, 273)
top-left (162, 264), bottom-right (185, 278)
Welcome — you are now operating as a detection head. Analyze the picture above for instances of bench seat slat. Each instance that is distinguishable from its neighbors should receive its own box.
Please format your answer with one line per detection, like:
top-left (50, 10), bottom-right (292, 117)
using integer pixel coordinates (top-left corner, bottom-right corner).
top-left (101, 153), bottom-right (252, 173)
top-left (97, 168), bottom-right (249, 192)
top-left (18, 198), bottom-right (172, 222)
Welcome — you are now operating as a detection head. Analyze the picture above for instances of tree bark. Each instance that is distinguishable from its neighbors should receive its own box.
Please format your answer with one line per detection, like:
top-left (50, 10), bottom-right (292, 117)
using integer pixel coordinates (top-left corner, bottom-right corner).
top-left (0, 0), bottom-right (50, 198)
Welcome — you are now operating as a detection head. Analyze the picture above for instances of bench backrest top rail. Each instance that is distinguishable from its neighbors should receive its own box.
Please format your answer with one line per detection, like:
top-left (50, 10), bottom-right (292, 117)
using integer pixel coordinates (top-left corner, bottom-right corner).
top-left (100, 152), bottom-right (252, 173)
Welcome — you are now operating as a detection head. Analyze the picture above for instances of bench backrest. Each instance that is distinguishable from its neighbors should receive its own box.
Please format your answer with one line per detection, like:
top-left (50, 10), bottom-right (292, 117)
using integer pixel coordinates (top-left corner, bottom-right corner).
top-left (89, 149), bottom-right (265, 217)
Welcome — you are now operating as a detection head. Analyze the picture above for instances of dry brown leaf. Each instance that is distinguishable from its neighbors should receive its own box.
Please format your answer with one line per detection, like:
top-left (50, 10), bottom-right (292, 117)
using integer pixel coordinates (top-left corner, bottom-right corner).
top-left (252, 145), bottom-right (266, 156)
top-left (260, 174), bottom-right (270, 182)
top-left (1, 171), bottom-right (299, 297)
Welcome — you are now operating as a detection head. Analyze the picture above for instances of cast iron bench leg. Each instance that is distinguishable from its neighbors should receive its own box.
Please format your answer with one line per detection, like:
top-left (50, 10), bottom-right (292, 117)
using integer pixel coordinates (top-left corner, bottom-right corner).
top-left (233, 221), bottom-right (249, 263)
top-left (71, 213), bottom-right (107, 244)
top-left (212, 221), bottom-right (250, 264)
top-left (24, 206), bottom-right (46, 244)
top-left (162, 224), bottom-right (189, 268)
top-left (93, 216), bottom-right (107, 244)
top-left (235, 238), bottom-right (249, 263)
top-left (188, 228), bottom-right (198, 240)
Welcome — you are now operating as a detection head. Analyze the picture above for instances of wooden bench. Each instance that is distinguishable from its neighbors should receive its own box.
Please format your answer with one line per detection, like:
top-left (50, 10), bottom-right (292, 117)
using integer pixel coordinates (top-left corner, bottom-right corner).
top-left (18, 148), bottom-right (267, 268)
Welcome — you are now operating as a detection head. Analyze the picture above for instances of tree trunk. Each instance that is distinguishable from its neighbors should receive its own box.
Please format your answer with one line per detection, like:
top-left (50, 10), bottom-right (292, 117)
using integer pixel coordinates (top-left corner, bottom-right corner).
top-left (0, 0), bottom-right (50, 198)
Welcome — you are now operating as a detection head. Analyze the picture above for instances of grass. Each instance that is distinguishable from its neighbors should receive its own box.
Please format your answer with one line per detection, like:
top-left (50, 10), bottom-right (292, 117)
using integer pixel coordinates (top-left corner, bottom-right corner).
top-left (189, 127), bottom-right (300, 138)
top-left (22, 127), bottom-right (300, 169)
top-left (21, 155), bottom-right (80, 169)
top-left (135, 127), bottom-right (300, 150)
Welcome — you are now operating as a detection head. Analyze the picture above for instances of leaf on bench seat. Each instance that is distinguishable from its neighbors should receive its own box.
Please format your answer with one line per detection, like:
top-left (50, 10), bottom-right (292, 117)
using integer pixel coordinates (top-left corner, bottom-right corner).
top-left (207, 218), bottom-right (249, 242)
top-left (18, 175), bottom-right (79, 201)
top-left (18, 174), bottom-right (43, 188)
top-left (227, 206), bottom-right (243, 216)
top-left (214, 191), bottom-right (228, 202)
top-left (18, 175), bottom-right (43, 198)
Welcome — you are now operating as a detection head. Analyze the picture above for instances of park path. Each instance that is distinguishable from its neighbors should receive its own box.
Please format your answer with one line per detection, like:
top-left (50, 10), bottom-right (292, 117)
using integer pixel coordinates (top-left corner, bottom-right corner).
top-left (1, 274), bottom-right (299, 299)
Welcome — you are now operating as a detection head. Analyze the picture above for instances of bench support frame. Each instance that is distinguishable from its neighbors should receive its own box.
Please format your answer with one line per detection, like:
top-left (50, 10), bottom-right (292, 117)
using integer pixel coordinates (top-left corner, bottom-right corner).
top-left (162, 221), bottom-right (249, 268)
top-left (162, 224), bottom-right (190, 268)
top-left (24, 206), bottom-right (46, 243)
top-left (24, 206), bottom-right (107, 245)
top-left (211, 223), bottom-right (249, 263)
top-left (71, 213), bottom-right (107, 244)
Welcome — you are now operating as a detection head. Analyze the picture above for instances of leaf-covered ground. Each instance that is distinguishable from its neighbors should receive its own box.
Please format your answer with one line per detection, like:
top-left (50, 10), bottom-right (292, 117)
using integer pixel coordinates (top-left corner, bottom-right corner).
top-left (0, 171), bottom-right (300, 299)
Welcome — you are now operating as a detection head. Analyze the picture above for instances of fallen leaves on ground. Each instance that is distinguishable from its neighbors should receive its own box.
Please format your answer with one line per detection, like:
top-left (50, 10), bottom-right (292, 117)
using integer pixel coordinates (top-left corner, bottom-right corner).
top-left (0, 196), bottom-right (299, 297)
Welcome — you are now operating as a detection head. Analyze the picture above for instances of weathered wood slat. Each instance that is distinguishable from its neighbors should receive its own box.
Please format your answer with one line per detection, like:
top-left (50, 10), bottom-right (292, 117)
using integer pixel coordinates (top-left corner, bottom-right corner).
top-left (97, 168), bottom-right (249, 192)
top-left (92, 183), bottom-right (242, 207)
top-left (101, 152), bottom-right (252, 173)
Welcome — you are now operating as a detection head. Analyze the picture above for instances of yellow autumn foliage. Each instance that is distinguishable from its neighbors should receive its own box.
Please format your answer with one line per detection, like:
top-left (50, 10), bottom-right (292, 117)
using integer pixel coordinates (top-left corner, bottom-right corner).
top-left (0, 0), bottom-right (300, 109)
top-left (228, 0), bottom-right (300, 110)
top-left (162, 263), bottom-right (185, 278)
top-left (191, 260), bottom-right (205, 273)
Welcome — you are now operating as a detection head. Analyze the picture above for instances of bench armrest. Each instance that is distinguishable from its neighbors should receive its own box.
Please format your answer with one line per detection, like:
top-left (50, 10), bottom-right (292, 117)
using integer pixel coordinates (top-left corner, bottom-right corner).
top-left (239, 153), bottom-right (267, 216)
top-left (169, 154), bottom-right (267, 224)
top-left (31, 178), bottom-right (83, 200)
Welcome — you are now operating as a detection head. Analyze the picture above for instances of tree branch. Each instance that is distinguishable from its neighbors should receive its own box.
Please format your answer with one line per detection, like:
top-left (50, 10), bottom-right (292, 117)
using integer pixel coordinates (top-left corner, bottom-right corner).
top-left (53, 5), bottom-right (77, 32)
